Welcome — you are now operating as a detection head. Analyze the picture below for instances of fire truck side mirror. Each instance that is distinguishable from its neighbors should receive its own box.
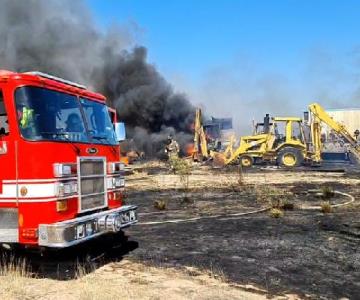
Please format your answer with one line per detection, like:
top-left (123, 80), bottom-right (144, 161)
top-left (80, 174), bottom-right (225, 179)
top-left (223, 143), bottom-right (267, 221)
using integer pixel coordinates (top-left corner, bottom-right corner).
top-left (115, 122), bottom-right (126, 142)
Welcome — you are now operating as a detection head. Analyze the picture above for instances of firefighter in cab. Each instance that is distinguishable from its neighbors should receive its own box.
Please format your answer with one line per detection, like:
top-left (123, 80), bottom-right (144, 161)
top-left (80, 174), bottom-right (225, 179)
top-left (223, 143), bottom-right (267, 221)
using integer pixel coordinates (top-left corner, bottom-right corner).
top-left (17, 104), bottom-right (36, 137)
top-left (66, 113), bottom-right (84, 132)
top-left (165, 135), bottom-right (180, 159)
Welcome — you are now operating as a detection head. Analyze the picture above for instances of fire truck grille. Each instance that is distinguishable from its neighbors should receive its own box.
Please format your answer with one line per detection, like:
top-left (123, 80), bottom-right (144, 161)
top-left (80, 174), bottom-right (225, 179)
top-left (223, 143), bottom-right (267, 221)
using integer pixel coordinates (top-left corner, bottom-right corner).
top-left (80, 161), bottom-right (104, 176)
top-left (81, 177), bottom-right (105, 195)
top-left (78, 158), bottom-right (107, 212)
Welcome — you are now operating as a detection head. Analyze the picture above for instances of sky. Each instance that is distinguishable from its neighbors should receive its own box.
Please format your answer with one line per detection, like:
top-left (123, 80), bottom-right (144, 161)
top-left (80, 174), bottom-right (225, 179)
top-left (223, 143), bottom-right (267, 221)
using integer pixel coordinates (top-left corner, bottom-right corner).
top-left (86, 0), bottom-right (360, 133)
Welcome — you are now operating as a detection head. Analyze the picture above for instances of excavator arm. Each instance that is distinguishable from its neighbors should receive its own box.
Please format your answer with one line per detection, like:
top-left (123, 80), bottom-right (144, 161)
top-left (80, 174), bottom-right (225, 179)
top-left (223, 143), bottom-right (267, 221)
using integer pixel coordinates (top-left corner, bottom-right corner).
top-left (308, 103), bottom-right (360, 161)
top-left (193, 108), bottom-right (208, 160)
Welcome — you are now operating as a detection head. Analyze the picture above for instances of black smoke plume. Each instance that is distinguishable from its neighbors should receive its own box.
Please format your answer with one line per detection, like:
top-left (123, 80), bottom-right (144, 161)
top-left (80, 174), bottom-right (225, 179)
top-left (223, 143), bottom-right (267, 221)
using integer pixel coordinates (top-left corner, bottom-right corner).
top-left (0, 0), bottom-right (195, 157)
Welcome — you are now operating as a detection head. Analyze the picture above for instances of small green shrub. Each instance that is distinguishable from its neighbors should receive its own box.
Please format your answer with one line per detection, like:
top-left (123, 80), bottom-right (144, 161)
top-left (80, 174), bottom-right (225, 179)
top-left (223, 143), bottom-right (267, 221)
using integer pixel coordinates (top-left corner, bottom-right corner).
top-left (255, 186), bottom-right (292, 210)
top-left (321, 186), bottom-right (335, 199)
top-left (270, 208), bottom-right (284, 218)
top-left (321, 201), bottom-right (332, 213)
top-left (170, 157), bottom-right (191, 175)
top-left (154, 199), bottom-right (167, 210)
top-left (169, 157), bottom-right (192, 203)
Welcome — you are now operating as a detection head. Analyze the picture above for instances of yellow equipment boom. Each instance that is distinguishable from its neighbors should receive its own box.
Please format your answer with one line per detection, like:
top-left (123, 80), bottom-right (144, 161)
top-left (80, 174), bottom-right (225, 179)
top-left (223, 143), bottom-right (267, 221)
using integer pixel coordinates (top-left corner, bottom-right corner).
top-left (193, 108), bottom-right (209, 161)
top-left (308, 102), bottom-right (360, 161)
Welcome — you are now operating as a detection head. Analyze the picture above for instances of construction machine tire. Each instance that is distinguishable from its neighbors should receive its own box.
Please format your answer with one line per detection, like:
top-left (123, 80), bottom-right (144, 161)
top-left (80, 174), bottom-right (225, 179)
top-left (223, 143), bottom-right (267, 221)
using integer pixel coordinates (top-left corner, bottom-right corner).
top-left (277, 147), bottom-right (304, 168)
top-left (239, 155), bottom-right (254, 168)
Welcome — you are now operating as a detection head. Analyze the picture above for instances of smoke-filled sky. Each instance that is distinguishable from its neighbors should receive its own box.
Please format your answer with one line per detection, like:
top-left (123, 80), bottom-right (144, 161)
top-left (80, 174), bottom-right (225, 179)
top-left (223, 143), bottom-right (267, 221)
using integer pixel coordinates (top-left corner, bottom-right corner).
top-left (1, 0), bottom-right (360, 147)
top-left (0, 0), bottom-right (195, 156)
top-left (88, 0), bottom-right (360, 134)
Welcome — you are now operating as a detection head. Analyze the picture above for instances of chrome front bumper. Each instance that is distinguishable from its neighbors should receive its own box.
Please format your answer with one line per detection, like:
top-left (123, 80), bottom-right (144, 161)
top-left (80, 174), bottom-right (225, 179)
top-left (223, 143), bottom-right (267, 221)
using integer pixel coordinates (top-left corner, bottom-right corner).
top-left (38, 205), bottom-right (137, 248)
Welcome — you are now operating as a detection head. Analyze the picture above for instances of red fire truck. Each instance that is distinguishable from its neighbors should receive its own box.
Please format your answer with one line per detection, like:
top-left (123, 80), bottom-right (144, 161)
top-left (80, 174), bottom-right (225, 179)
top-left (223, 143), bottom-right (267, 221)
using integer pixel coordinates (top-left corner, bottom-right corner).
top-left (0, 70), bottom-right (137, 249)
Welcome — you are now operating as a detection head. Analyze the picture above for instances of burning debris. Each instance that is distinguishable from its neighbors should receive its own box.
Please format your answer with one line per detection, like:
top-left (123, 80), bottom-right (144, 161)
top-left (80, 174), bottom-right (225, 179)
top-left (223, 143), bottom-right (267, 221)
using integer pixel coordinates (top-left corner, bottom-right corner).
top-left (0, 0), bottom-right (195, 157)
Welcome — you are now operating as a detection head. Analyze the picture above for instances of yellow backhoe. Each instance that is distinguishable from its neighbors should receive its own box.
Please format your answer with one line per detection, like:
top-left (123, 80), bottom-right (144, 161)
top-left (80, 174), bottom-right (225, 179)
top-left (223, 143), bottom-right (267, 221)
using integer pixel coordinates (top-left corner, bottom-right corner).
top-left (213, 115), bottom-right (307, 167)
top-left (213, 103), bottom-right (360, 168)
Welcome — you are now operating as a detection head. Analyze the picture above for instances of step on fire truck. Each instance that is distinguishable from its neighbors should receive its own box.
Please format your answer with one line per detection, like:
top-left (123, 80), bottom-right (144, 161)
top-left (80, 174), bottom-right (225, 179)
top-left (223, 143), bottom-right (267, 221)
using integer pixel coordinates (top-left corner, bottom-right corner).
top-left (0, 70), bottom-right (137, 249)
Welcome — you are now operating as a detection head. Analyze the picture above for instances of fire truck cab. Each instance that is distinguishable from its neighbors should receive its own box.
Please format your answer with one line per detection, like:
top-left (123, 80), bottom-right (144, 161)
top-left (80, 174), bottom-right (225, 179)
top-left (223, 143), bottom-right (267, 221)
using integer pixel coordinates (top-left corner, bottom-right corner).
top-left (0, 70), bottom-right (137, 248)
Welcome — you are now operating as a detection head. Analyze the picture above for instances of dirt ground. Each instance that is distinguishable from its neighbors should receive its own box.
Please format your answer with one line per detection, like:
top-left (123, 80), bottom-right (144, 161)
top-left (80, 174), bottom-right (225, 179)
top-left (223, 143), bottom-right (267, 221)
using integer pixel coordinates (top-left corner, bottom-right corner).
top-left (124, 161), bottom-right (360, 299)
top-left (1, 160), bottom-right (359, 299)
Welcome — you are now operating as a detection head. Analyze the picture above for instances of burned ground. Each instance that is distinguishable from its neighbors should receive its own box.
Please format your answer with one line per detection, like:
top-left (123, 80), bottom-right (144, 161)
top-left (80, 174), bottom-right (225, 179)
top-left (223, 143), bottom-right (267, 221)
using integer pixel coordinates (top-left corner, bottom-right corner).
top-left (125, 162), bottom-right (360, 299)
top-left (1, 162), bottom-right (359, 299)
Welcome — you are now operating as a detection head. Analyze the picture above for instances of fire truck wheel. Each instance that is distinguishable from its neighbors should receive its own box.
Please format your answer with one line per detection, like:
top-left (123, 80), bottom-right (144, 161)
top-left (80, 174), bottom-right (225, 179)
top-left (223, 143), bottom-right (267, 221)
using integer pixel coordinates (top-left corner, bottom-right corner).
top-left (277, 147), bottom-right (304, 168)
top-left (239, 155), bottom-right (254, 168)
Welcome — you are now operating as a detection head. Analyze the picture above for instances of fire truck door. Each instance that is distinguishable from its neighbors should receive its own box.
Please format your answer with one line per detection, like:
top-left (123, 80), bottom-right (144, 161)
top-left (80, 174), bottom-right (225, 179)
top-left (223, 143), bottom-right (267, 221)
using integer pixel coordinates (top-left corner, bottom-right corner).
top-left (0, 90), bottom-right (19, 243)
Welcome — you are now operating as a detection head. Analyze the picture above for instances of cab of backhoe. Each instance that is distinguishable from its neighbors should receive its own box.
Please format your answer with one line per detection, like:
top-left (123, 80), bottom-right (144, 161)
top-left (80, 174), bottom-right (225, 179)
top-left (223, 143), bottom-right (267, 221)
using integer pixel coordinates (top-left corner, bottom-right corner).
top-left (271, 117), bottom-right (306, 148)
top-left (270, 117), bottom-right (308, 167)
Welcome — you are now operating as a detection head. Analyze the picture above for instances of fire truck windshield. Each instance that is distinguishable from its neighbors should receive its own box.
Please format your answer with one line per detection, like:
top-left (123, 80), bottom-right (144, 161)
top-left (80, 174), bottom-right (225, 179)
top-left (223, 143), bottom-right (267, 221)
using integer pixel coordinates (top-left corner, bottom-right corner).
top-left (15, 86), bottom-right (117, 145)
top-left (80, 97), bottom-right (117, 145)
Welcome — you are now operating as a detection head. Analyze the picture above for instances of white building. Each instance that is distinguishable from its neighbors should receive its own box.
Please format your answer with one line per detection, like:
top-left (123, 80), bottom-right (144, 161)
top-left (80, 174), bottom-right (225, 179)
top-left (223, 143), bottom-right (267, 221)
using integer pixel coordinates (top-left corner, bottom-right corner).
top-left (321, 108), bottom-right (360, 153)
top-left (326, 108), bottom-right (360, 135)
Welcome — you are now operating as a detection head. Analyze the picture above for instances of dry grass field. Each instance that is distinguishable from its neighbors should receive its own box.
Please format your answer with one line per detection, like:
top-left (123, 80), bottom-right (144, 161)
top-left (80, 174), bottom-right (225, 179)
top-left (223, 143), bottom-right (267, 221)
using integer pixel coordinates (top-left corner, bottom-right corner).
top-left (0, 258), bottom-right (282, 300)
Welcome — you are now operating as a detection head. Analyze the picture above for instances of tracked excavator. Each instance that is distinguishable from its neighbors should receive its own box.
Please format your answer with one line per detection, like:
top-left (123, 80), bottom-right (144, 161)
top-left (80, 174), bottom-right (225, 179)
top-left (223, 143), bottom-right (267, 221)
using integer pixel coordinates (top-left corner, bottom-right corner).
top-left (213, 103), bottom-right (360, 168)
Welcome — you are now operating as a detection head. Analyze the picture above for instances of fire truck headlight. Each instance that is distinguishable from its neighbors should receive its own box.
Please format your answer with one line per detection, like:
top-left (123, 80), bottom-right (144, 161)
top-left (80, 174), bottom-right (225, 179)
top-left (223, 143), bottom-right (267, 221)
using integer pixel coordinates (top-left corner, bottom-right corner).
top-left (38, 226), bottom-right (48, 242)
top-left (114, 177), bottom-right (125, 188)
top-left (107, 177), bottom-right (125, 189)
top-left (107, 162), bottom-right (124, 174)
top-left (85, 222), bottom-right (94, 236)
top-left (76, 224), bottom-right (85, 239)
top-left (53, 163), bottom-right (77, 177)
top-left (56, 181), bottom-right (78, 197)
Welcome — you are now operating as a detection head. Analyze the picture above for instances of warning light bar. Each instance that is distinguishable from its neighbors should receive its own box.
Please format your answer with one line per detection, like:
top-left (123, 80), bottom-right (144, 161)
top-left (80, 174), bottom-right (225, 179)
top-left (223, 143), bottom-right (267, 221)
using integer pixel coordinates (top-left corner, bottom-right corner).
top-left (25, 71), bottom-right (86, 89)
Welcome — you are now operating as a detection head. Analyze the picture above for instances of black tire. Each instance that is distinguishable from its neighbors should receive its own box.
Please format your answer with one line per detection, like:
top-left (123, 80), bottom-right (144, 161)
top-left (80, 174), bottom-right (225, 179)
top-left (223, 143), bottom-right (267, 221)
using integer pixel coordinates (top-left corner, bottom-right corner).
top-left (238, 155), bottom-right (254, 168)
top-left (276, 147), bottom-right (304, 168)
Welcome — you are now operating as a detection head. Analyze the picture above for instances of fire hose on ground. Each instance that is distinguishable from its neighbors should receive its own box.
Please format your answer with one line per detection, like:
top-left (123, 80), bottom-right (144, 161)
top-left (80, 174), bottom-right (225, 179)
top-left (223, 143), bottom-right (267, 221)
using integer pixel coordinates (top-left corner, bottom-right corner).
top-left (137, 190), bottom-right (355, 226)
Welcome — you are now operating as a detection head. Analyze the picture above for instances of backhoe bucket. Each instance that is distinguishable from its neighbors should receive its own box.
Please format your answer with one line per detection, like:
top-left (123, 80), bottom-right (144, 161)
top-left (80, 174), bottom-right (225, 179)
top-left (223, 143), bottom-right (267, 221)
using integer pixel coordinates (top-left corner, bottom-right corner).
top-left (211, 152), bottom-right (227, 168)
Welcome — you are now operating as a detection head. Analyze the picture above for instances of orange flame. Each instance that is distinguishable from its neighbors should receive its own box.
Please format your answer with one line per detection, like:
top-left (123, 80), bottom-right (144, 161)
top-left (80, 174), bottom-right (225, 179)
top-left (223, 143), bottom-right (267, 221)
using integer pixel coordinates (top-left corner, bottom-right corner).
top-left (185, 143), bottom-right (195, 156)
top-left (120, 156), bottom-right (129, 165)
